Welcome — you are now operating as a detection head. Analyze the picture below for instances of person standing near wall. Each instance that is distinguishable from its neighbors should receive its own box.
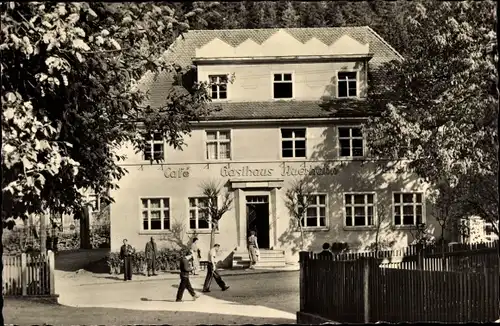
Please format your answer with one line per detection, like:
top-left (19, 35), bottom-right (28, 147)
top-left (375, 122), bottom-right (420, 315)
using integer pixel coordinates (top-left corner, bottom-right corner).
top-left (190, 237), bottom-right (201, 275)
top-left (145, 237), bottom-right (158, 277)
top-left (120, 239), bottom-right (134, 281)
top-left (318, 242), bottom-right (334, 259)
top-left (247, 231), bottom-right (259, 269)
top-left (202, 244), bottom-right (230, 292)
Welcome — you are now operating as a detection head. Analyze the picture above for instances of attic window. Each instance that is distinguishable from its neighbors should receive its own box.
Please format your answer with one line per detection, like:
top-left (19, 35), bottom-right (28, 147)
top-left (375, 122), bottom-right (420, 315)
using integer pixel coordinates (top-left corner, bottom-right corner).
top-left (143, 132), bottom-right (165, 162)
top-left (209, 75), bottom-right (228, 100)
top-left (273, 73), bottom-right (293, 99)
top-left (338, 71), bottom-right (357, 98)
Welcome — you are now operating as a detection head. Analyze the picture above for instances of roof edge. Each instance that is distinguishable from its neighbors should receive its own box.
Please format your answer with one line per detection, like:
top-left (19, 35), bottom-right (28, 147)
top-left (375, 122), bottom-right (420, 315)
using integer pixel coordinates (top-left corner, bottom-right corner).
top-left (365, 26), bottom-right (404, 61)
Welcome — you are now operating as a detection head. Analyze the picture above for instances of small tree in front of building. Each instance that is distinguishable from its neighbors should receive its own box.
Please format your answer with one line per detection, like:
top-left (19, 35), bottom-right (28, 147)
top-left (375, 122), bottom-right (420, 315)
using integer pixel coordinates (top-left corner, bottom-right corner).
top-left (284, 178), bottom-right (314, 251)
top-left (198, 180), bottom-right (233, 248)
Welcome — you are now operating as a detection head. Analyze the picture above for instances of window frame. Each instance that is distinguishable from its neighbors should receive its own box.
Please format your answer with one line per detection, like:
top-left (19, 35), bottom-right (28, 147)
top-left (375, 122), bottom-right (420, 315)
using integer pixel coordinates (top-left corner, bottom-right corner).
top-left (299, 193), bottom-right (329, 230)
top-left (392, 192), bottom-right (425, 228)
top-left (272, 71), bottom-right (294, 100)
top-left (142, 132), bottom-right (166, 162)
top-left (280, 127), bottom-right (307, 159)
top-left (208, 74), bottom-right (229, 101)
top-left (188, 196), bottom-right (219, 233)
top-left (139, 196), bottom-right (171, 233)
top-left (337, 125), bottom-right (365, 159)
top-left (343, 192), bottom-right (377, 229)
top-left (204, 129), bottom-right (232, 161)
top-left (336, 70), bottom-right (359, 99)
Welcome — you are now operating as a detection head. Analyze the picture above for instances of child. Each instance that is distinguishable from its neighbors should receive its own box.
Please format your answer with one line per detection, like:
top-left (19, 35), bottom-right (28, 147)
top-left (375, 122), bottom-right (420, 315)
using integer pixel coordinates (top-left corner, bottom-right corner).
top-left (176, 249), bottom-right (199, 302)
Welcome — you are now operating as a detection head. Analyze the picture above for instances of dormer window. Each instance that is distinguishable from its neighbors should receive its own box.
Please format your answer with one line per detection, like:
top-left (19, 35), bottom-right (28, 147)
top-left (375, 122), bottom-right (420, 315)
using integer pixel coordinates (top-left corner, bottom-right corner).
top-left (209, 75), bottom-right (228, 100)
top-left (337, 71), bottom-right (357, 98)
top-left (143, 132), bottom-right (165, 162)
top-left (273, 73), bottom-right (293, 99)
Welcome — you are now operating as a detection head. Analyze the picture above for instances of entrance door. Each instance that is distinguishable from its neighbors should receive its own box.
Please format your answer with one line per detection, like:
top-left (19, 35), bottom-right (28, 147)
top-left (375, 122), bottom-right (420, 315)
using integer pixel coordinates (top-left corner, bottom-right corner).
top-left (246, 195), bottom-right (270, 249)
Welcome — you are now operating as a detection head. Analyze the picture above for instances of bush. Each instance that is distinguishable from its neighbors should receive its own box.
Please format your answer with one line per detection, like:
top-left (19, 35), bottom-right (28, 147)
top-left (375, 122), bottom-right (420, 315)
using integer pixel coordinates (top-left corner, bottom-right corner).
top-left (330, 242), bottom-right (350, 253)
top-left (90, 227), bottom-right (110, 249)
top-left (57, 232), bottom-right (80, 251)
top-left (106, 247), bottom-right (184, 275)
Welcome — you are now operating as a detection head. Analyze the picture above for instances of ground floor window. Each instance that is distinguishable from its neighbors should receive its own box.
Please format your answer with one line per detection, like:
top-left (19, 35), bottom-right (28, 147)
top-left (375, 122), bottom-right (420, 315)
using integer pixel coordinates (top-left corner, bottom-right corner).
top-left (344, 193), bottom-right (375, 227)
top-left (189, 197), bottom-right (212, 230)
top-left (393, 192), bottom-right (423, 226)
top-left (301, 194), bottom-right (327, 228)
top-left (141, 198), bottom-right (170, 230)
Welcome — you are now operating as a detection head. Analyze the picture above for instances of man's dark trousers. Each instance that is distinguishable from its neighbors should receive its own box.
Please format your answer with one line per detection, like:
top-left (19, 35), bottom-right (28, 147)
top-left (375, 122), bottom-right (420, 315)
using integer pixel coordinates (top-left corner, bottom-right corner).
top-left (147, 258), bottom-right (156, 276)
top-left (176, 276), bottom-right (196, 300)
top-left (203, 262), bottom-right (226, 291)
top-left (123, 257), bottom-right (132, 280)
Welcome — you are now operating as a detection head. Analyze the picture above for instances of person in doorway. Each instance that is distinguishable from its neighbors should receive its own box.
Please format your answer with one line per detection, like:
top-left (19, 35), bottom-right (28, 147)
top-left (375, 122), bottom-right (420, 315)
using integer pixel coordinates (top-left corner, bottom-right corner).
top-left (248, 231), bottom-right (259, 269)
top-left (202, 244), bottom-right (230, 293)
top-left (318, 242), bottom-right (334, 259)
top-left (145, 237), bottom-right (158, 277)
top-left (176, 249), bottom-right (199, 302)
top-left (120, 239), bottom-right (134, 281)
top-left (190, 237), bottom-right (201, 275)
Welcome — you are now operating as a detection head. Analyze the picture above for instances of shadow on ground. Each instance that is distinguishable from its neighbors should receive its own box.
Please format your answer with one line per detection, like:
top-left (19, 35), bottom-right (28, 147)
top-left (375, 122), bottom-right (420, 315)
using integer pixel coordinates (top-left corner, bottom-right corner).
top-left (4, 299), bottom-right (294, 325)
top-left (55, 249), bottom-right (110, 272)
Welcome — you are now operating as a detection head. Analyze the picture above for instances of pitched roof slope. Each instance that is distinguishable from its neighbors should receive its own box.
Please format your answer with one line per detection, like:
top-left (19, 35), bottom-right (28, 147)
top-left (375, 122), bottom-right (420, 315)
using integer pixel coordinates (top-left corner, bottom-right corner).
top-left (141, 27), bottom-right (401, 119)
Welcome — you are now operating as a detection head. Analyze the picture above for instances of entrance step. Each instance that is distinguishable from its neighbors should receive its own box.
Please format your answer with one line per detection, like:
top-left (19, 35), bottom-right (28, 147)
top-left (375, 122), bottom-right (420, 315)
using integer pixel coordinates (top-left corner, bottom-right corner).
top-left (232, 249), bottom-right (286, 269)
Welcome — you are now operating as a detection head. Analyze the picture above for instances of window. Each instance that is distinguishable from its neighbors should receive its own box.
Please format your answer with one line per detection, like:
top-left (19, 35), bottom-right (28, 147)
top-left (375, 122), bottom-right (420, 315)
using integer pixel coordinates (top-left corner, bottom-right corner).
top-left (338, 127), bottom-right (364, 157)
top-left (300, 195), bottom-right (327, 228)
top-left (337, 71), bottom-right (357, 98)
top-left (206, 130), bottom-right (231, 160)
top-left (141, 198), bottom-right (170, 231)
top-left (273, 73), bottom-right (293, 99)
top-left (209, 75), bottom-right (228, 100)
top-left (189, 197), bottom-right (216, 230)
top-left (393, 193), bottom-right (423, 226)
top-left (484, 223), bottom-right (493, 236)
top-left (281, 128), bottom-right (306, 158)
top-left (344, 193), bottom-right (375, 227)
top-left (143, 132), bottom-right (164, 161)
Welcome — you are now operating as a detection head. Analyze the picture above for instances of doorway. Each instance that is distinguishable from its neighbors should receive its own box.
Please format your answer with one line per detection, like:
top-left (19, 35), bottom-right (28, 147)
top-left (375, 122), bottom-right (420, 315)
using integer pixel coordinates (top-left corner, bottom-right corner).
top-left (246, 195), bottom-right (270, 249)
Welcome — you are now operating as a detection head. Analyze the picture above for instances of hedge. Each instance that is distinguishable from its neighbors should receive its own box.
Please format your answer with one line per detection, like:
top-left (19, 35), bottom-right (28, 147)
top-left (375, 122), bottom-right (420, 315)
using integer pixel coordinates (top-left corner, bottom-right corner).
top-left (107, 247), bottom-right (185, 274)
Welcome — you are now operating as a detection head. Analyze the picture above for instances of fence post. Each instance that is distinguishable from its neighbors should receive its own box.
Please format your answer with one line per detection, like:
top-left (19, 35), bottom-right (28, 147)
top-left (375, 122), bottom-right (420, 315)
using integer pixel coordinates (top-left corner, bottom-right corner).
top-left (362, 257), bottom-right (371, 323)
top-left (21, 253), bottom-right (27, 296)
top-left (299, 251), bottom-right (307, 312)
top-left (48, 250), bottom-right (55, 295)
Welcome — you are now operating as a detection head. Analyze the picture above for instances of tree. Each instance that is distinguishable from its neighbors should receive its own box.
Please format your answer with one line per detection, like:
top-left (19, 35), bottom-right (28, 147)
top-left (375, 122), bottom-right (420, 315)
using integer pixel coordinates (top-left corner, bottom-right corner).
top-left (298, 1), bottom-right (326, 28)
top-left (1, 2), bottom-right (219, 230)
top-left (362, 0), bottom-right (498, 235)
top-left (284, 178), bottom-right (314, 251)
top-left (280, 1), bottom-right (300, 28)
top-left (366, 202), bottom-right (395, 255)
top-left (198, 180), bottom-right (233, 248)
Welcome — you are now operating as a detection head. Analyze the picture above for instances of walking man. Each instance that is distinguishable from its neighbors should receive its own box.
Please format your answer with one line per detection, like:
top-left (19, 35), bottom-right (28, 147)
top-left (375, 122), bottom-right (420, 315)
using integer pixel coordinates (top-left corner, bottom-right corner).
top-left (202, 244), bottom-right (229, 293)
top-left (120, 239), bottom-right (134, 281)
top-left (145, 237), bottom-right (158, 277)
top-left (176, 249), bottom-right (199, 302)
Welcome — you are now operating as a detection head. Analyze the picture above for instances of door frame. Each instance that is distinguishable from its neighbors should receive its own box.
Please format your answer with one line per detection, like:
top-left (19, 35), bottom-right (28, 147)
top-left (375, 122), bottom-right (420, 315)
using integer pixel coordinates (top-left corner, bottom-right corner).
top-left (245, 195), bottom-right (270, 249)
top-left (243, 190), bottom-right (272, 249)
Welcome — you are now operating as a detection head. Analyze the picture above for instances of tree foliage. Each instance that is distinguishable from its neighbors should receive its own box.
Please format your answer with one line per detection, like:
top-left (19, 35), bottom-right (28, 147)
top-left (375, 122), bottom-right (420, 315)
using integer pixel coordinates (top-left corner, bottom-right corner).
top-left (1, 2), bottom-right (219, 225)
top-left (363, 0), bottom-right (498, 234)
top-left (198, 180), bottom-right (233, 248)
top-left (284, 178), bottom-right (314, 250)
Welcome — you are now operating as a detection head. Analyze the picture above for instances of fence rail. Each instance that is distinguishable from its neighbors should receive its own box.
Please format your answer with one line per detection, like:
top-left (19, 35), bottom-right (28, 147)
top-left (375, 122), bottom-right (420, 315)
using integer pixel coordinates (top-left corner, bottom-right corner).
top-left (2, 250), bottom-right (55, 296)
top-left (300, 241), bottom-right (500, 323)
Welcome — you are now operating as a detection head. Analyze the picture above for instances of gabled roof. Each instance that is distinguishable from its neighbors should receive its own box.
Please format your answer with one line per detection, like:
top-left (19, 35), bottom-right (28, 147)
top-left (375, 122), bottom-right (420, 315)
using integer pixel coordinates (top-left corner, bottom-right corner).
top-left (140, 27), bottom-right (402, 119)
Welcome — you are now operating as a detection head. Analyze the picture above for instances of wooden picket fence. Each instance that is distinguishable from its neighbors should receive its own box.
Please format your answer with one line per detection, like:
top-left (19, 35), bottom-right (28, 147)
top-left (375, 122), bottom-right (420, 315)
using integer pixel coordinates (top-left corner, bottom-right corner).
top-left (299, 241), bottom-right (499, 323)
top-left (2, 250), bottom-right (56, 296)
